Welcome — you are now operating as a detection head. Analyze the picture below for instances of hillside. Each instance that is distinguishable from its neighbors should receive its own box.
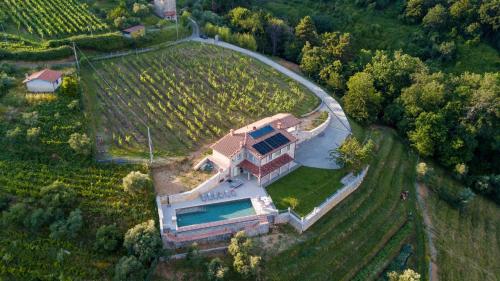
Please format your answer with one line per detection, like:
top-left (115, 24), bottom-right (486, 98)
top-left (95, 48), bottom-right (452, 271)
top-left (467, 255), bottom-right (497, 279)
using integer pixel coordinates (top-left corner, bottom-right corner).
top-left (81, 42), bottom-right (320, 157)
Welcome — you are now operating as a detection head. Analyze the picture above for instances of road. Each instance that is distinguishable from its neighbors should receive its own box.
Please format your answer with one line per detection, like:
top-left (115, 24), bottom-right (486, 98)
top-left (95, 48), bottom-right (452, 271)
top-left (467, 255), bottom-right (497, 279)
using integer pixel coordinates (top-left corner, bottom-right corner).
top-left (188, 21), bottom-right (351, 169)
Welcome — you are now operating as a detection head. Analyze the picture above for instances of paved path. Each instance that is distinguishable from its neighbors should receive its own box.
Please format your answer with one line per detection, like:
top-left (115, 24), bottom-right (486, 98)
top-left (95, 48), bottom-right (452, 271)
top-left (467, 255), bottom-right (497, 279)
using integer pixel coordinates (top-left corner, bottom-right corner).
top-left (190, 35), bottom-right (351, 169)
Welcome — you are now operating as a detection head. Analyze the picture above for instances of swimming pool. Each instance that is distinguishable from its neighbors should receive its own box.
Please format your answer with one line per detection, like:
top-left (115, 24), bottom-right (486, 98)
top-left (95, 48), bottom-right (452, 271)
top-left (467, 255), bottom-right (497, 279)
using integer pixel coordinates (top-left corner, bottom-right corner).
top-left (176, 199), bottom-right (256, 227)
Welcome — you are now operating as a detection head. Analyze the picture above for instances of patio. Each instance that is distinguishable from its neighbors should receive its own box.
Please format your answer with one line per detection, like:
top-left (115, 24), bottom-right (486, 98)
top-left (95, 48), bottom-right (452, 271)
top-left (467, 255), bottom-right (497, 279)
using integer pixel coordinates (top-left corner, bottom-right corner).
top-left (160, 175), bottom-right (277, 231)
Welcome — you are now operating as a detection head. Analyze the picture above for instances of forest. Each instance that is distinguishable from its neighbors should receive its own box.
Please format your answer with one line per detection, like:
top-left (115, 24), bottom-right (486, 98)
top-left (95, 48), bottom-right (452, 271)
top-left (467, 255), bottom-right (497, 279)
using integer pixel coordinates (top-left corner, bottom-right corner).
top-left (184, 0), bottom-right (500, 204)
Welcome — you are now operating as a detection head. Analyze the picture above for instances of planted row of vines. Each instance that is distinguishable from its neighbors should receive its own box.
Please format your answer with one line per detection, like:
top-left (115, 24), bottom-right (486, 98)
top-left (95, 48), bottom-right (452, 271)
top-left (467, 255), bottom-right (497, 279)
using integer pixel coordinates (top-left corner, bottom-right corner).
top-left (85, 42), bottom-right (318, 156)
top-left (0, 0), bottom-right (107, 37)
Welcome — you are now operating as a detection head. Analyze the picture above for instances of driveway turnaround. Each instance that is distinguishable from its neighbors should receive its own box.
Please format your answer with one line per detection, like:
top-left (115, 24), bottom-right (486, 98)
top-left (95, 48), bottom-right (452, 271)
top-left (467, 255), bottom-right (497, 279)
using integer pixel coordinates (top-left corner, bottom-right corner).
top-left (191, 37), bottom-right (352, 170)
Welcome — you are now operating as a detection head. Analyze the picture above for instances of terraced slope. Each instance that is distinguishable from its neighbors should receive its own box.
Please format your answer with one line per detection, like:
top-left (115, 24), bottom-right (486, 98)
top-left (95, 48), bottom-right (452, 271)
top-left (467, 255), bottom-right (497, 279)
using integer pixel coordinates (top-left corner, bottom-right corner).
top-left (264, 127), bottom-right (426, 281)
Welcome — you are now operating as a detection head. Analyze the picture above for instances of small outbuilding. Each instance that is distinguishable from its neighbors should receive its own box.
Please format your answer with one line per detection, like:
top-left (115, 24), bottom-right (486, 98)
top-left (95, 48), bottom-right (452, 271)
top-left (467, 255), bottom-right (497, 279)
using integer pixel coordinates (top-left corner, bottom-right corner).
top-left (122, 25), bottom-right (146, 38)
top-left (23, 69), bottom-right (63, 93)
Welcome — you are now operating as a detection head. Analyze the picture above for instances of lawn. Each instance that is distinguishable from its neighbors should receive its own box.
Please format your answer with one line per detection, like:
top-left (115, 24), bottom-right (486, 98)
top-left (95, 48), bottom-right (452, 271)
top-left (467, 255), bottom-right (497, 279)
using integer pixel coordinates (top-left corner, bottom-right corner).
top-left (81, 41), bottom-right (319, 158)
top-left (263, 127), bottom-right (427, 281)
top-left (266, 166), bottom-right (347, 216)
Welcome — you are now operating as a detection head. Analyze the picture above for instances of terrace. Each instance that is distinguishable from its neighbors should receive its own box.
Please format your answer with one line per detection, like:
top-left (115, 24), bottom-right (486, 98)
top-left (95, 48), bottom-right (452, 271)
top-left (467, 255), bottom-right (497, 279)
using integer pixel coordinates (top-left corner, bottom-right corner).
top-left (159, 175), bottom-right (278, 232)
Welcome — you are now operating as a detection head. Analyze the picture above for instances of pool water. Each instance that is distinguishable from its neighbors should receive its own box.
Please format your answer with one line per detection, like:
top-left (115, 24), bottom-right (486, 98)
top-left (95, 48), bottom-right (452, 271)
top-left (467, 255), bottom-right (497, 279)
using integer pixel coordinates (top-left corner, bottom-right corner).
top-left (176, 199), bottom-right (256, 227)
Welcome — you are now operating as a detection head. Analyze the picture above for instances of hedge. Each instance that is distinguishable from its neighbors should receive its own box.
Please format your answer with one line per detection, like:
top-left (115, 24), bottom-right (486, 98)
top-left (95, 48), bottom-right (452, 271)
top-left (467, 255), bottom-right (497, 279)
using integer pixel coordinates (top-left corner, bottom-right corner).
top-left (47, 32), bottom-right (132, 51)
top-left (0, 45), bottom-right (73, 61)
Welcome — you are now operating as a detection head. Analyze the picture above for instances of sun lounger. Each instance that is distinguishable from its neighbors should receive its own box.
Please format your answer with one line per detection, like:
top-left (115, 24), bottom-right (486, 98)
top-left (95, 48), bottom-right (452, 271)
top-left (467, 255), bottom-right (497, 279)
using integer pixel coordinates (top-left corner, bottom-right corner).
top-left (218, 192), bottom-right (223, 199)
top-left (208, 192), bottom-right (214, 200)
top-left (201, 194), bottom-right (207, 202)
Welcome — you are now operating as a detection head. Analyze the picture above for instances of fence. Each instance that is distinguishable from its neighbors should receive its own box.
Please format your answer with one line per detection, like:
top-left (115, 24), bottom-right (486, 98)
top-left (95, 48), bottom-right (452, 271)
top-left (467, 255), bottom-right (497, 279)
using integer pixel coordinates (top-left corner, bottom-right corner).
top-left (160, 170), bottom-right (226, 204)
top-left (275, 166), bottom-right (369, 233)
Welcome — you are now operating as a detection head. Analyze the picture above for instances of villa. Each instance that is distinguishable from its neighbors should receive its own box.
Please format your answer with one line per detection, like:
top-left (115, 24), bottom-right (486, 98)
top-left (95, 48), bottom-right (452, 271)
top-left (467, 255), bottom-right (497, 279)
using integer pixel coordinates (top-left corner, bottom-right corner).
top-left (158, 113), bottom-right (303, 248)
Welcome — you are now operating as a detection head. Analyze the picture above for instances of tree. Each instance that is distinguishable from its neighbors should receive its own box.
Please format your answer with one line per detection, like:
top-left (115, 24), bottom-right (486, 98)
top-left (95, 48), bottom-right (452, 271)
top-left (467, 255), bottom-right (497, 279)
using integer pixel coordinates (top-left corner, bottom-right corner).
top-left (388, 269), bottom-right (421, 281)
top-left (266, 17), bottom-right (288, 56)
top-left (227, 7), bottom-right (263, 33)
top-left (122, 171), bottom-right (152, 195)
top-left (0, 71), bottom-right (15, 97)
top-left (2, 202), bottom-right (28, 227)
top-left (416, 162), bottom-right (429, 181)
top-left (408, 112), bottom-right (447, 157)
top-left (5, 126), bottom-right (22, 142)
top-left (295, 16), bottom-right (319, 45)
top-left (479, 0), bottom-right (500, 31)
top-left (49, 209), bottom-right (83, 239)
top-left (319, 60), bottom-right (345, 92)
top-left (422, 4), bottom-right (449, 30)
top-left (123, 220), bottom-right (163, 264)
top-left (68, 133), bottom-right (91, 156)
top-left (228, 231), bottom-right (261, 278)
top-left (331, 136), bottom-right (374, 174)
top-left (132, 3), bottom-right (150, 18)
top-left (95, 224), bottom-right (122, 253)
top-left (186, 242), bottom-right (202, 267)
top-left (113, 255), bottom-right (146, 281)
top-left (343, 72), bottom-right (382, 124)
top-left (40, 181), bottom-right (77, 211)
top-left (207, 258), bottom-right (228, 281)
top-left (60, 76), bottom-right (79, 96)
top-left (404, 0), bottom-right (426, 22)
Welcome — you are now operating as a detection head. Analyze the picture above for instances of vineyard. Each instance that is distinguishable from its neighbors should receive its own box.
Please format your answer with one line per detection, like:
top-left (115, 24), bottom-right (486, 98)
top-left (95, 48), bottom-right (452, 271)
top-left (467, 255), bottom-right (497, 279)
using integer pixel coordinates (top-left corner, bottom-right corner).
top-left (81, 42), bottom-right (319, 157)
top-left (0, 0), bottom-right (107, 37)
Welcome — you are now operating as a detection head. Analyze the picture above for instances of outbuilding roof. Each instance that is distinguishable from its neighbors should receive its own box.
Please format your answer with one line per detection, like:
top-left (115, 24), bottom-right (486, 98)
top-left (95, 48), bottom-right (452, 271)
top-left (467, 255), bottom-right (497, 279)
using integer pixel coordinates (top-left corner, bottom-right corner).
top-left (23, 69), bottom-right (63, 83)
top-left (122, 25), bottom-right (145, 34)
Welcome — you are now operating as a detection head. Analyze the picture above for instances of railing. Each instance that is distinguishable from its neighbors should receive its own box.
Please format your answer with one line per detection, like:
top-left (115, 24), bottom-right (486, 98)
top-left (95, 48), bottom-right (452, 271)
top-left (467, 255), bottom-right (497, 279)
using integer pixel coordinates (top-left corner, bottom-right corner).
top-left (175, 214), bottom-right (267, 232)
top-left (165, 171), bottom-right (225, 204)
top-left (297, 112), bottom-right (332, 144)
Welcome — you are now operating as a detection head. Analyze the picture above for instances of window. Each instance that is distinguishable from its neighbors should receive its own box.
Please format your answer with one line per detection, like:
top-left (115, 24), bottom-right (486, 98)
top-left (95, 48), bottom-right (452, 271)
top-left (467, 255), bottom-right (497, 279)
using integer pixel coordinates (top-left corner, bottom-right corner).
top-left (272, 151), bottom-right (280, 159)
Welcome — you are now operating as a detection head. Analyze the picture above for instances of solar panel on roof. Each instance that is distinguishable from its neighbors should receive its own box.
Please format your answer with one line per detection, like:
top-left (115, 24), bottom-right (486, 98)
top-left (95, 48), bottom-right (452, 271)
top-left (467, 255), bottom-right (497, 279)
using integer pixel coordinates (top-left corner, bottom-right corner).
top-left (252, 141), bottom-right (273, 155)
top-left (249, 125), bottom-right (274, 139)
top-left (264, 133), bottom-right (290, 149)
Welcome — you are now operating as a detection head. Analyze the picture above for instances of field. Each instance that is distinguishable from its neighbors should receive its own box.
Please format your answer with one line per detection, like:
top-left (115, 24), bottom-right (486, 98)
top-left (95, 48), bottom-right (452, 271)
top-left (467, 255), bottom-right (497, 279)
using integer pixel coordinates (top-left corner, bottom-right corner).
top-left (0, 0), bottom-right (108, 38)
top-left (266, 166), bottom-right (347, 216)
top-left (423, 175), bottom-right (500, 280)
top-left (81, 42), bottom-right (319, 157)
top-left (263, 126), bottom-right (427, 281)
top-left (0, 78), bottom-right (156, 279)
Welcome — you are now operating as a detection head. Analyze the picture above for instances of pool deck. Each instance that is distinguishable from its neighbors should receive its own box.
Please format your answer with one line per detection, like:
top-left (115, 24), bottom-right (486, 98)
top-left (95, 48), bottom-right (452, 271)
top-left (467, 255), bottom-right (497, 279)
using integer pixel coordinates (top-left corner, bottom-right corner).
top-left (161, 176), bottom-right (277, 231)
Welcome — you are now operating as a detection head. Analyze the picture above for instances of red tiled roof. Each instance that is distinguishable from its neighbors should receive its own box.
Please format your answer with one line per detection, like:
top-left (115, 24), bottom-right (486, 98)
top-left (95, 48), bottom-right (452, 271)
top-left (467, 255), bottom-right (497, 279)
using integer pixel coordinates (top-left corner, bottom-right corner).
top-left (122, 25), bottom-right (145, 33)
top-left (23, 69), bottom-right (62, 83)
top-left (239, 154), bottom-right (293, 178)
top-left (211, 114), bottom-right (300, 158)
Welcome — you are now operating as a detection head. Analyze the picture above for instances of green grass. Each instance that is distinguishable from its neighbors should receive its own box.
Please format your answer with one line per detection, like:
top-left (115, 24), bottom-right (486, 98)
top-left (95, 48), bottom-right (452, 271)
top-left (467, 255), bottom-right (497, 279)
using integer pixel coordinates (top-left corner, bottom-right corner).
top-left (424, 171), bottom-right (500, 281)
top-left (266, 166), bottom-right (347, 216)
top-left (263, 127), bottom-right (426, 281)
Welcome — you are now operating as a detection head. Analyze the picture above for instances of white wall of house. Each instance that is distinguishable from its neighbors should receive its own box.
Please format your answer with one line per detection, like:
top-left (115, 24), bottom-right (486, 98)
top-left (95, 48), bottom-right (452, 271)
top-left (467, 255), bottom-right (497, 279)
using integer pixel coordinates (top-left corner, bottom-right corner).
top-left (26, 78), bottom-right (62, 93)
top-left (212, 150), bottom-right (231, 170)
top-left (260, 143), bottom-right (295, 165)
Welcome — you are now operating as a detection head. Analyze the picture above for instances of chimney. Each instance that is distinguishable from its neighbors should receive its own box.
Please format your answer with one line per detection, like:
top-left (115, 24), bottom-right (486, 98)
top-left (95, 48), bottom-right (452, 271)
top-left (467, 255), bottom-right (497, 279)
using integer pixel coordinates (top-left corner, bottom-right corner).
top-left (243, 134), bottom-right (247, 145)
top-left (277, 121), bottom-right (283, 129)
top-left (252, 126), bottom-right (257, 131)
top-left (239, 141), bottom-right (244, 148)
top-left (230, 129), bottom-right (234, 136)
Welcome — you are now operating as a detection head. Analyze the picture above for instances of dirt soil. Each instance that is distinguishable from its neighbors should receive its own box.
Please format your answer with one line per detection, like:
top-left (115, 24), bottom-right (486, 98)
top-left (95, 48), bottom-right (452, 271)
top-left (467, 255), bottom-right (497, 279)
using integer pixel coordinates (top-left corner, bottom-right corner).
top-left (417, 183), bottom-right (439, 281)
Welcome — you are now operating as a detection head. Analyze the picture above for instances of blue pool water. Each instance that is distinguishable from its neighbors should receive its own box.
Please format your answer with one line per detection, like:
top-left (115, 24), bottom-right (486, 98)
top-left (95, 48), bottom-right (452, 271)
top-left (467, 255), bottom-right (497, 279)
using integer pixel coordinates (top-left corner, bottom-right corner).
top-left (176, 199), bottom-right (256, 227)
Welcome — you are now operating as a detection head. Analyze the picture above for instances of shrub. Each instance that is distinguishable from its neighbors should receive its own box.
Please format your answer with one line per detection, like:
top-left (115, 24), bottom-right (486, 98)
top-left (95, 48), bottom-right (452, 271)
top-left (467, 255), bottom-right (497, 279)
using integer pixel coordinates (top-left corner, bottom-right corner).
top-left (68, 133), bottom-right (91, 156)
top-left (282, 197), bottom-right (299, 210)
top-left (2, 202), bottom-right (28, 227)
top-left (122, 171), bottom-right (152, 194)
top-left (40, 181), bottom-right (77, 211)
top-left (123, 220), bottom-right (163, 264)
top-left (26, 127), bottom-right (41, 142)
top-left (95, 224), bottom-right (122, 253)
top-left (49, 209), bottom-right (83, 239)
top-left (60, 76), bottom-right (79, 97)
top-left (113, 255), bottom-right (146, 281)
top-left (207, 258), bottom-right (229, 281)
top-left (67, 100), bottom-right (80, 110)
top-left (331, 136), bottom-right (374, 174)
